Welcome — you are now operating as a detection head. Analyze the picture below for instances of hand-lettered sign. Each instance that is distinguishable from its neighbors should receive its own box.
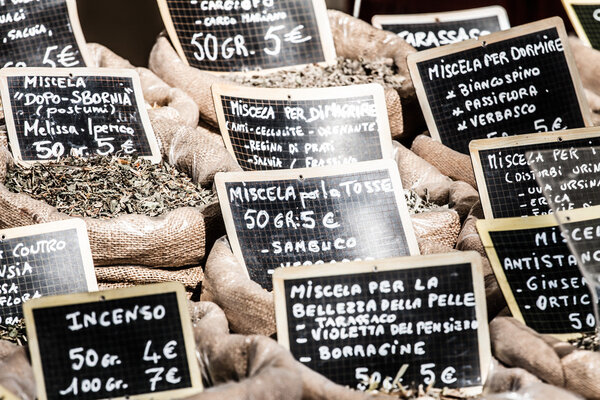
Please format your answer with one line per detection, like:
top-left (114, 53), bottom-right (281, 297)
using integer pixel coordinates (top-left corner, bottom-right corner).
top-left (0, 219), bottom-right (97, 326)
top-left (0, 0), bottom-right (91, 68)
top-left (563, 0), bottom-right (600, 49)
top-left (212, 83), bottom-right (393, 170)
top-left (372, 6), bottom-right (510, 51)
top-left (273, 252), bottom-right (490, 394)
top-left (408, 18), bottom-right (591, 155)
top-left (157, 0), bottom-right (336, 73)
top-left (0, 68), bottom-right (161, 165)
top-left (470, 128), bottom-right (600, 219)
top-left (24, 283), bottom-right (202, 400)
top-left (478, 215), bottom-right (597, 339)
top-left (215, 159), bottom-right (420, 291)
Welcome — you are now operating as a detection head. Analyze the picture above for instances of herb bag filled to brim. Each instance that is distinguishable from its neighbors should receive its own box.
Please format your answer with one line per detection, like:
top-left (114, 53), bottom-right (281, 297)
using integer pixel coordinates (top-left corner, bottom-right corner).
top-left (0, 44), bottom-right (240, 287)
top-left (148, 10), bottom-right (424, 141)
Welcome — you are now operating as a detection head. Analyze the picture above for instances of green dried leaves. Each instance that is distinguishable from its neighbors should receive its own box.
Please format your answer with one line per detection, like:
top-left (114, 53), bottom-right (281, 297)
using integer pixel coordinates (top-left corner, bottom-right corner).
top-left (4, 155), bottom-right (216, 219)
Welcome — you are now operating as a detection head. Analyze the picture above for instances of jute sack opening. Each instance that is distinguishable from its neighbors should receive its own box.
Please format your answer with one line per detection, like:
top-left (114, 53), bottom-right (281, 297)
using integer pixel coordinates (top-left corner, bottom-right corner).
top-left (148, 10), bottom-right (423, 141)
top-left (0, 44), bottom-right (239, 271)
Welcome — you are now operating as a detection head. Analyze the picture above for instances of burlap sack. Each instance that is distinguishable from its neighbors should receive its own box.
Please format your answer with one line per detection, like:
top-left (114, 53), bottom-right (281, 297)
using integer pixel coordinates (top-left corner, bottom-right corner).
top-left (489, 316), bottom-right (600, 399)
top-left (411, 135), bottom-right (477, 188)
top-left (187, 301), bottom-right (387, 400)
top-left (148, 11), bottom-right (421, 139)
top-left (484, 358), bottom-right (541, 394)
top-left (484, 382), bottom-right (583, 400)
top-left (412, 210), bottom-right (461, 249)
top-left (95, 264), bottom-right (203, 292)
top-left (0, 342), bottom-right (35, 400)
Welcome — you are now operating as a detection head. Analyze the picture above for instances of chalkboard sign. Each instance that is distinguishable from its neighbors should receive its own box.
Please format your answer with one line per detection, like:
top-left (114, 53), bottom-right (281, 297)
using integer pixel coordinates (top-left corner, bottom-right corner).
top-left (273, 252), bottom-right (490, 394)
top-left (0, 68), bottom-right (161, 165)
top-left (0, 0), bottom-right (90, 68)
top-left (212, 83), bottom-right (393, 170)
top-left (372, 6), bottom-right (510, 51)
top-left (0, 219), bottom-right (97, 326)
top-left (157, 0), bottom-right (336, 73)
top-left (478, 215), bottom-right (596, 339)
top-left (470, 128), bottom-right (600, 219)
top-left (0, 385), bottom-right (18, 400)
top-left (24, 283), bottom-right (202, 400)
top-left (215, 159), bottom-right (420, 291)
top-left (563, 0), bottom-right (600, 49)
top-left (408, 18), bottom-right (592, 155)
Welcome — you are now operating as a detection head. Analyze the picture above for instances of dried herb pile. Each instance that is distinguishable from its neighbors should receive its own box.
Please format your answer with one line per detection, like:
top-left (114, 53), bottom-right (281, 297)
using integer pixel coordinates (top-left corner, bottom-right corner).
top-left (230, 57), bottom-right (406, 90)
top-left (4, 155), bottom-right (216, 218)
top-left (0, 320), bottom-right (26, 346)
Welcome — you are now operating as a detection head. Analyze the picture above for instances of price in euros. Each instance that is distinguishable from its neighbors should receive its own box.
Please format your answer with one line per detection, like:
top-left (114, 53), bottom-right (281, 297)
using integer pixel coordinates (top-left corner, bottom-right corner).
top-left (191, 24), bottom-right (312, 61)
top-left (243, 209), bottom-right (340, 230)
top-left (143, 340), bottom-right (182, 392)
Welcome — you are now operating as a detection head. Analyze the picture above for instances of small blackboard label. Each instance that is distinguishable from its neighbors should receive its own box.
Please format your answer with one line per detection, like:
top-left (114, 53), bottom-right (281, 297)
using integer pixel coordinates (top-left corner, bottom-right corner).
top-left (0, 68), bottom-right (161, 165)
top-left (0, 0), bottom-right (90, 68)
top-left (273, 253), bottom-right (490, 394)
top-left (470, 128), bottom-right (600, 219)
top-left (215, 160), bottom-right (420, 291)
top-left (157, 0), bottom-right (336, 73)
top-left (212, 83), bottom-right (393, 170)
top-left (408, 18), bottom-right (591, 155)
top-left (372, 6), bottom-right (510, 51)
top-left (24, 283), bottom-right (202, 400)
top-left (478, 215), bottom-right (596, 339)
top-left (563, 0), bottom-right (600, 49)
top-left (0, 219), bottom-right (97, 326)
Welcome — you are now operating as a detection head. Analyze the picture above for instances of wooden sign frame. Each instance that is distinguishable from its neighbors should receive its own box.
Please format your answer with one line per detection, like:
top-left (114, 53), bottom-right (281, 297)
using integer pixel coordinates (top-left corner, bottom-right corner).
top-left (23, 282), bottom-right (203, 400)
top-left (273, 251), bottom-right (491, 395)
top-left (0, 67), bottom-right (162, 166)
top-left (0, 385), bottom-right (19, 400)
top-left (372, 6), bottom-right (510, 32)
top-left (470, 128), bottom-right (600, 219)
top-left (0, 218), bottom-right (98, 291)
top-left (562, 0), bottom-right (600, 48)
top-left (63, 0), bottom-right (93, 67)
top-left (211, 82), bottom-right (394, 166)
top-left (407, 17), bottom-right (593, 145)
top-left (156, 0), bottom-right (337, 75)
top-left (477, 215), bottom-right (589, 340)
top-left (214, 159), bottom-right (421, 285)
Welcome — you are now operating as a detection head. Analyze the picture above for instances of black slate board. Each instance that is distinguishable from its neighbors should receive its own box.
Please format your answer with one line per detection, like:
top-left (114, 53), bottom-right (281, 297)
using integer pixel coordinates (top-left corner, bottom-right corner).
top-left (0, 0), bottom-right (89, 68)
top-left (0, 219), bottom-right (96, 326)
top-left (408, 18), bottom-right (591, 155)
top-left (478, 216), bottom-right (597, 338)
top-left (0, 68), bottom-right (161, 164)
top-left (215, 160), bottom-right (419, 291)
top-left (24, 283), bottom-right (202, 400)
top-left (273, 253), bottom-right (490, 394)
top-left (213, 83), bottom-right (393, 170)
top-left (564, 0), bottom-right (600, 50)
top-left (157, 0), bottom-right (336, 73)
top-left (470, 129), bottom-right (600, 219)
top-left (372, 7), bottom-right (510, 51)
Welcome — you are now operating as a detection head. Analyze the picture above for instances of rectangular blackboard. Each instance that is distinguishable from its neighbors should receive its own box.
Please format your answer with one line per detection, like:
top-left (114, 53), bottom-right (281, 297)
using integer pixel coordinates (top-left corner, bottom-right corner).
top-left (157, 0), bottom-right (336, 73)
top-left (0, 0), bottom-right (90, 68)
top-left (372, 6), bottom-right (510, 51)
top-left (0, 219), bottom-right (97, 327)
top-left (563, 0), bottom-right (600, 49)
top-left (0, 68), bottom-right (161, 165)
top-left (24, 283), bottom-right (202, 400)
top-left (470, 128), bottom-right (600, 219)
top-left (212, 83), bottom-right (393, 170)
top-left (273, 252), bottom-right (490, 394)
top-left (408, 18), bottom-right (592, 155)
top-left (215, 159), bottom-right (420, 291)
top-left (478, 215), bottom-right (596, 339)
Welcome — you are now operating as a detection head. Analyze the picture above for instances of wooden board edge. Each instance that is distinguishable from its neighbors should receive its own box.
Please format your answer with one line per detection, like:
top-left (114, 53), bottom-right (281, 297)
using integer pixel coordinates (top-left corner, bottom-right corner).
top-left (562, 0), bottom-right (595, 47)
top-left (0, 67), bottom-right (162, 165)
top-left (311, 0), bottom-right (337, 65)
top-left (272, 251), bottom-right (489, 391)
top-left (66, 0), bottom-right (94, 67)
top-left (156, 0), bottom-right (190, 67)
top-left (468, 146), bottom-right (494, 219)
top-left (372, 6), bottom-right (511, 30)
top-left (476, 216), bottom-right (590, 340)
top-left (554, 203), bottom-right (600, 225)
top-left (24, 282), bottom-right (203, 400)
